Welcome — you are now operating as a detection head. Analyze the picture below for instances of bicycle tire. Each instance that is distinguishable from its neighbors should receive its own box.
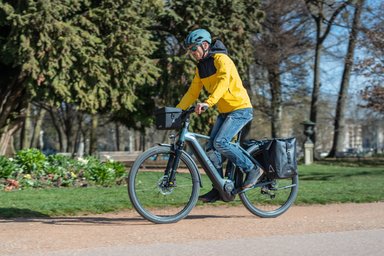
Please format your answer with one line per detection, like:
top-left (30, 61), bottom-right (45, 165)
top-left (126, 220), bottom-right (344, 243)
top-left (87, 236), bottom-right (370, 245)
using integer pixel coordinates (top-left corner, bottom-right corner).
top-left (127, 145), bottom-right (200, 224)
top-left (239, 147), bottom-right (299, 218)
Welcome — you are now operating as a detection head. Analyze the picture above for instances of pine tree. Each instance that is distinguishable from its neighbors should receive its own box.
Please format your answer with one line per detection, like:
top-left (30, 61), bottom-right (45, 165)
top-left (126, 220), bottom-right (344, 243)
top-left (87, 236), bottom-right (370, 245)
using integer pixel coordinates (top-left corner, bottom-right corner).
top-left (0, 0), bottom-right (162, 154)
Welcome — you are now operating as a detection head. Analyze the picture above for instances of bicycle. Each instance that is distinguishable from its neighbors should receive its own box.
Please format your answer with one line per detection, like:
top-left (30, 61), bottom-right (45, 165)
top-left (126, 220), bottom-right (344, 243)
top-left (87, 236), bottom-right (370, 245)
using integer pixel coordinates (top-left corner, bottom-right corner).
top-left (127, 106), bottom-right (299, 224)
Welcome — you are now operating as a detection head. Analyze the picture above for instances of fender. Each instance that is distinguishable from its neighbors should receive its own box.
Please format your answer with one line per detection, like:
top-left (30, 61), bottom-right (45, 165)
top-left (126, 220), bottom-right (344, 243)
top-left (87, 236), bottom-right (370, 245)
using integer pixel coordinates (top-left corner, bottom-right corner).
top-left (158, 143), bottom-right (203, 188)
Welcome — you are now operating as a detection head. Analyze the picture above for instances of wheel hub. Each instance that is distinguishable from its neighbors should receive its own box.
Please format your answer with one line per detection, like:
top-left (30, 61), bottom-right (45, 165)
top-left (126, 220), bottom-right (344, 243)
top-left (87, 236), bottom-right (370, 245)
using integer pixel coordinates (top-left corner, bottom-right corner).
top-left (157, 176), bottom-right (175, 195)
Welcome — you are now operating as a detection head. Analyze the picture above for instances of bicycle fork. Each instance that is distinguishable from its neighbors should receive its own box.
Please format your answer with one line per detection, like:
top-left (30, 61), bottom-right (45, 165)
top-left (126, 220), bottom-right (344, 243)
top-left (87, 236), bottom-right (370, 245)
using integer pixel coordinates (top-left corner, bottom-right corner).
top-left (162, 144), bottom-right (183, 187)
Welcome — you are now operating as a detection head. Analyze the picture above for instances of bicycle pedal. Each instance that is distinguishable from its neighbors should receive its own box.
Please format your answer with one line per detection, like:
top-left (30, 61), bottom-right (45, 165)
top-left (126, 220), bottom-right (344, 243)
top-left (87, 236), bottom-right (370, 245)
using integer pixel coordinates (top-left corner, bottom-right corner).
top-left (261, 186), bottom-right (269, 194)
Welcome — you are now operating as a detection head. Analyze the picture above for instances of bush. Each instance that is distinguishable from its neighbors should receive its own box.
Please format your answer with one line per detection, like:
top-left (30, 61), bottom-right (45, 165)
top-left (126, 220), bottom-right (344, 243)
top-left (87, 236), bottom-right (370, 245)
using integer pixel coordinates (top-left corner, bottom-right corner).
top-left (0, 149), bottom-right (127, 190)
top-left (44, 154), bottom-right (81, 187)
top-left (0, 156), bottom-right (18, 179)
top-left (104, 160), bottom-right (127, 184)
top-left (81, 157), bottom-right (126, 186)
top-left (15, 148), bottom-right (47, 175)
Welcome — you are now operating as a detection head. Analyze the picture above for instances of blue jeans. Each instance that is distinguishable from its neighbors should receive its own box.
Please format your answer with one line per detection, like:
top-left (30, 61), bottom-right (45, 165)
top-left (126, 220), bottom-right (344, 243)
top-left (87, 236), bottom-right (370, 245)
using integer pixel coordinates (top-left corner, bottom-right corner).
top-left (206, 108), bottom-right (254, 173)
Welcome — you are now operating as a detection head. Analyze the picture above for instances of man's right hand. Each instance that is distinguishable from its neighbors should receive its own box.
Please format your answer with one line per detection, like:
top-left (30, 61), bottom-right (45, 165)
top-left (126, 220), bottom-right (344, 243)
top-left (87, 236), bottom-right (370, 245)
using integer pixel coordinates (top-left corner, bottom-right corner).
top-left (195, 103), bottom-right (209, 115)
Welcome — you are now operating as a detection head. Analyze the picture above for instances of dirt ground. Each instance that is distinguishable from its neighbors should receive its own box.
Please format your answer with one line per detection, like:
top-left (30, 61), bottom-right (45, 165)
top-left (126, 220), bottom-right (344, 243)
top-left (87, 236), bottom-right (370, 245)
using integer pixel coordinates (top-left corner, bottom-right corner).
top-left (0, 202), bottom-right (383, 255)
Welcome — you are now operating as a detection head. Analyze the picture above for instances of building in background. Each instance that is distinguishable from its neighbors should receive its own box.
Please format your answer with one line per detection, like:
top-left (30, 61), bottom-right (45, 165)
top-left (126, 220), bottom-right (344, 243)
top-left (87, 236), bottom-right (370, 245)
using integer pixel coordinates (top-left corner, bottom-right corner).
top-left (340, 119), bottom-right (384, 156)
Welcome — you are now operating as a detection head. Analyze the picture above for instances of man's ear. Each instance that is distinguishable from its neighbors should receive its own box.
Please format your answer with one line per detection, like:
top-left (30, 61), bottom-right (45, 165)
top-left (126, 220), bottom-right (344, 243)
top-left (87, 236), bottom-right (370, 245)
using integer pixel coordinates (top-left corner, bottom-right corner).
top-left (203, 41), bottom-right (210, 50)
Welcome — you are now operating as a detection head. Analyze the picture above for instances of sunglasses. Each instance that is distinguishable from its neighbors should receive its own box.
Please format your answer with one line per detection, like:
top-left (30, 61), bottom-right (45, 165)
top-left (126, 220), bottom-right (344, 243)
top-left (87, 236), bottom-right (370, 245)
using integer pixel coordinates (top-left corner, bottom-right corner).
top-left (189, 45), bottom-right (199, 52)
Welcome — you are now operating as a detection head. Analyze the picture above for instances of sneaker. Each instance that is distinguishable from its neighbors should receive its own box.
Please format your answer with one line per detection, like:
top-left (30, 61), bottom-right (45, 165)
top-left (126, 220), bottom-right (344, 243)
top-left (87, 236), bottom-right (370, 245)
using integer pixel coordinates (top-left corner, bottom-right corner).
top-left (198, 188), bottom-right (220, 203)
top-left (242, 167), bottom-right (264, 190)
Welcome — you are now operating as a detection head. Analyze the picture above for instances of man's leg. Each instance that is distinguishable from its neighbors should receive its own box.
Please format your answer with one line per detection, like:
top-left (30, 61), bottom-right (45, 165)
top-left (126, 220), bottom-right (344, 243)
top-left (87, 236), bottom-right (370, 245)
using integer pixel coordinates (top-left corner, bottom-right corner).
top-left (213, 108), bottom-right (263, 189)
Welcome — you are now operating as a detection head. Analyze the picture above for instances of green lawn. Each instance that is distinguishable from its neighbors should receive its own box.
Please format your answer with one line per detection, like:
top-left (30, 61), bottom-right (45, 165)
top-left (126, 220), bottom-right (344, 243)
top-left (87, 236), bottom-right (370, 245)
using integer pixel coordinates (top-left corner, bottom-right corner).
top-left (0, 164), bottom-right (383, 218)
top-left (296, 164), bottom-right (384, 204)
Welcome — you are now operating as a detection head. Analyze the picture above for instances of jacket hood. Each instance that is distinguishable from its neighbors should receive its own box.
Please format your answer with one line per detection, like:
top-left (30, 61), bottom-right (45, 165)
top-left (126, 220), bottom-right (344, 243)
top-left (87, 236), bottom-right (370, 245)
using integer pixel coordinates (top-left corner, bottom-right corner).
top-left (207, 39), bottom-right (228, 56)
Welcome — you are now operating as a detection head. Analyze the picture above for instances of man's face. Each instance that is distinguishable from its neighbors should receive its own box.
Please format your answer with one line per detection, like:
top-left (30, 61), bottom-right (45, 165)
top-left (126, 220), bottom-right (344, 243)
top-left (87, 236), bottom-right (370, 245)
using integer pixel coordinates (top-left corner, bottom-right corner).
top-left (188, 42), bottom-right (209, 61)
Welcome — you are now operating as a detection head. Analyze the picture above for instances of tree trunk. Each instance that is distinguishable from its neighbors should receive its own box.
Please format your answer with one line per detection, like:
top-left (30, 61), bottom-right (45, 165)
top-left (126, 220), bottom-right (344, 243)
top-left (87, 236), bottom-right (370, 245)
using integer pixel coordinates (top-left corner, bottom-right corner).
top-left (308, 1), bottom-right (325, 145)
top-left (309, 28), bottom-right (323, 144)
top-left (269, 67), bottom-right (283, 138)
top-left (89, 114), bottom-right (98, 155)
top-left (0, 124), bottom-right (20, 156)
top-left (0, 72), bottom-right (28, 155)
top-left (64, 124), bottom-right (73, 154)
top-left (115, 122), bottom-right (121, 151)
top-left (73, 114), bottom-right (83, 156)
top-left (140, 129), bottom-right (146, 151)
top-left (48, 108), bottom-right (64, 152)
top-left (20, 103), bottom-right (32, 149)
top-left (128, 129), bottom-right (134, 151)
top-left (61, 104), bottom-right (78, 154)
top-left (30, 107), bottom-right (47, 149)
top-left (328, 0), bottom-right (364, 157)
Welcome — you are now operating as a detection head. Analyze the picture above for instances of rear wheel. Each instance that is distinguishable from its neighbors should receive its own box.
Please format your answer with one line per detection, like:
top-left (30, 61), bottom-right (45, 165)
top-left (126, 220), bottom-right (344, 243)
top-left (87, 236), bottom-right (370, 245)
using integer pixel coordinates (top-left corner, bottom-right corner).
top-left (239, 147), bottom-right (299, 218)
top-left (127, 146), bottom-right (200, 224)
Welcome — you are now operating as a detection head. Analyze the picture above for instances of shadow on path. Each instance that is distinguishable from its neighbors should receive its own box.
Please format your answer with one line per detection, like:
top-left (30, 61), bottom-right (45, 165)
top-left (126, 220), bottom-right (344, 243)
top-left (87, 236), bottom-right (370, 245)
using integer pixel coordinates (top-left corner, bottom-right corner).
top-left (0, 207), bottom-right (246, 226)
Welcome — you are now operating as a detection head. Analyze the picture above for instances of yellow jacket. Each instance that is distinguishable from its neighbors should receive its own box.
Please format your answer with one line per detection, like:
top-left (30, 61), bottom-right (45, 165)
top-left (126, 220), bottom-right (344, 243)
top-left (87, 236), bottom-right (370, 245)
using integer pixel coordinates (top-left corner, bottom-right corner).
top-left (176, 40), bottom-right (252, 113)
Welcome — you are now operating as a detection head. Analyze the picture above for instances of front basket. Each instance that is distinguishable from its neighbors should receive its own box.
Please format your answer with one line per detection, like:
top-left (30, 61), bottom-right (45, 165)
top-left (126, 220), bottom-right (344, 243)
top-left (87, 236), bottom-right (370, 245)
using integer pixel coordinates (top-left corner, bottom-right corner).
top-left (155, 107), bottom-right (183, 130)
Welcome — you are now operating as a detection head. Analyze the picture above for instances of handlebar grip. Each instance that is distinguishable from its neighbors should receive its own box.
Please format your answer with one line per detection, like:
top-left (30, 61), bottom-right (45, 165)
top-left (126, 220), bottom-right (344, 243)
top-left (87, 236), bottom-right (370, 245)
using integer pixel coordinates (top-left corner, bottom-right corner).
top-left (184, 104), bottom-right (208, 115)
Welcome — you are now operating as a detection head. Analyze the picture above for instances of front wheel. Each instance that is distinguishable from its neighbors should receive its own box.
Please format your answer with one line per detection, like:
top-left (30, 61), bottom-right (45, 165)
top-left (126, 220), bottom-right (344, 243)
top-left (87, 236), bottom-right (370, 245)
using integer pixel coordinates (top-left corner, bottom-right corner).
top-left (127, 145), bottom-right (200, 224)
top-left (239, 148), bottom-right (299, 218)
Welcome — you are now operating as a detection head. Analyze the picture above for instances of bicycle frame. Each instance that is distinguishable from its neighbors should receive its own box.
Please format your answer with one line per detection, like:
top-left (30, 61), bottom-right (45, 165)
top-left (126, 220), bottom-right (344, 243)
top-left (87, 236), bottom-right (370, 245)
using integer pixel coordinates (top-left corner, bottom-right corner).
top-left (164, 108), bottom-right (266, 202)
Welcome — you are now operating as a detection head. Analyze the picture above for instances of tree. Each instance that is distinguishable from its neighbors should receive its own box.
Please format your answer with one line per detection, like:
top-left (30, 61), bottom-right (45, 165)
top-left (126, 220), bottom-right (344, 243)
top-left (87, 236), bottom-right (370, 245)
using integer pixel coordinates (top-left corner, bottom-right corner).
top-left (360, 86), bottom-right (384, 114)
top-left (304, 0), bottom-right (351, 144)
top-left (328, 0), bottom-right (365, 157)
top-left (356, 1), bottom-right (383, 114)
top-left (252, 0), bottom-right (312, 137)
top-left (0, 0), bottom-right (162, 155)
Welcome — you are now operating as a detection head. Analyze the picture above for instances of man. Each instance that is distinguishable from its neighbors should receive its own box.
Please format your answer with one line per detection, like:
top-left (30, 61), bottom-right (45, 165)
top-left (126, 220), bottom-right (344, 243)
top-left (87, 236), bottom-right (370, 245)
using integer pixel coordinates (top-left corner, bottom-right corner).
top-left (176, 28), bottom-right (264, 202)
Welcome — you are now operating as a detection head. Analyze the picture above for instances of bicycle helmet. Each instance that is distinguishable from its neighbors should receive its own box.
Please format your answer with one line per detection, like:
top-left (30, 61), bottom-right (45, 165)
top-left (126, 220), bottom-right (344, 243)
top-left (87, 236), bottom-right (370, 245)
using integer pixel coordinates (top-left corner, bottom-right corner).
top-left (184, 29), bottom-right (212, 48)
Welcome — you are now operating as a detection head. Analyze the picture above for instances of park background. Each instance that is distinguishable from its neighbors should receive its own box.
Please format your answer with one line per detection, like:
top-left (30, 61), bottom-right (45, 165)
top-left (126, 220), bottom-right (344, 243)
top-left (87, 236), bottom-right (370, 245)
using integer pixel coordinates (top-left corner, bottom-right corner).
top-left (0, 0), bottom-right (383, 200)
top-left (0, 0), bottom-right (383, 158)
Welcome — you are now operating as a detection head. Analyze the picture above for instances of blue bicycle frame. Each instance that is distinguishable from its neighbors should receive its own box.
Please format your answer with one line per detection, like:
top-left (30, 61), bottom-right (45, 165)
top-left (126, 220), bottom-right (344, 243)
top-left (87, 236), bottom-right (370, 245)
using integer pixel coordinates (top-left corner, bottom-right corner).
top-left (165, 107), bottom-right (268, 202)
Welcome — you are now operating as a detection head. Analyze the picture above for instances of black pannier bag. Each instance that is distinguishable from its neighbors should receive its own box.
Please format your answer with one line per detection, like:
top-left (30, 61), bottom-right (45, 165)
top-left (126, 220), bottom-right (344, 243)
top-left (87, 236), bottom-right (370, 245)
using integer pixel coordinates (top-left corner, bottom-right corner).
top-left (155, 107), bottom-right (183, 130)
top-left (243, 137), bottom-right (298, 179)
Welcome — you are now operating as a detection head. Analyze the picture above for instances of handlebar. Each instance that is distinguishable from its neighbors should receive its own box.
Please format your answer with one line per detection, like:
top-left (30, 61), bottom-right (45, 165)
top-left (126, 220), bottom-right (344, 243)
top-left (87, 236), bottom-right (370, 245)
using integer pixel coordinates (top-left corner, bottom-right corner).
top-left (179, 105), bottom-right (208, 123)
top-left (183, 105), bottom-right (208, 115)
top-left (182, 105), bottom-right (208, 119)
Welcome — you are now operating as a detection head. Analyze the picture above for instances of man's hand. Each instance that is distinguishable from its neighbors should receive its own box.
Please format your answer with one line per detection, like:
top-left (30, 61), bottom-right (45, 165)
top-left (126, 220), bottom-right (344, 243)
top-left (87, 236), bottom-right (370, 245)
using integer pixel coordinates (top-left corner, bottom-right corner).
top-left (195, 103), bottom-right (209, 115)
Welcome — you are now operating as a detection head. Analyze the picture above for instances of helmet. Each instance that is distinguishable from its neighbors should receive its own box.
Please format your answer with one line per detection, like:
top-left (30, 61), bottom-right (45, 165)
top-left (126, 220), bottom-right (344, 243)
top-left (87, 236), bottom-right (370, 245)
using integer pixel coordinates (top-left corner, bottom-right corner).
top-left (184, 29), bottom-right (211, 48)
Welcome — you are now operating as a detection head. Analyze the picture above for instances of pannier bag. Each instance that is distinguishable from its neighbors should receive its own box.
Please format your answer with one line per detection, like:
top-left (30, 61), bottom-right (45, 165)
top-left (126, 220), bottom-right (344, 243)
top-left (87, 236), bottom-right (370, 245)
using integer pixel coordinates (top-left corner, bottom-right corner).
top-left (244, 137), bottom-right (298, 179)
top-left (155, 107), bottom-right (183, 130)
top-left (264, 137), bottom-right (298, 179)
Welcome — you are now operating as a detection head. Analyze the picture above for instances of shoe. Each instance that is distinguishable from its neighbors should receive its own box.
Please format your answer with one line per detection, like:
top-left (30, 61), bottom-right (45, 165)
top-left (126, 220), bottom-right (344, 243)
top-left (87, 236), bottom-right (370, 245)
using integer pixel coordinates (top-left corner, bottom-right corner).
top-left (242, 167), bottom-right (264, 190)
top-left (198, 188), bottom-right (220, 203)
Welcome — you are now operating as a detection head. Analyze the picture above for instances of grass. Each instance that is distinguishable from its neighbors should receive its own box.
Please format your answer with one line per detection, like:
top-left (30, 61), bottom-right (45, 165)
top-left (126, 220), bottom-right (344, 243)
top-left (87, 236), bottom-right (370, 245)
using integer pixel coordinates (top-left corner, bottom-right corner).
top-left (0, 163), bottom-right (383, 218)
top-left (297, 164), bottom-right (384, 204)
top-left (0, 186), bottom-right (130, 218)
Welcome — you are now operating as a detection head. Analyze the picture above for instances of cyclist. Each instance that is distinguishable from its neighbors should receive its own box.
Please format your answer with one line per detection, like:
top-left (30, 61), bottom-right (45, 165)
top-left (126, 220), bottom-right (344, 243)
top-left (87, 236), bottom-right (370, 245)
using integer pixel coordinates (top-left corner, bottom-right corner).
top-left (176, 28), bottom-right (264, 202)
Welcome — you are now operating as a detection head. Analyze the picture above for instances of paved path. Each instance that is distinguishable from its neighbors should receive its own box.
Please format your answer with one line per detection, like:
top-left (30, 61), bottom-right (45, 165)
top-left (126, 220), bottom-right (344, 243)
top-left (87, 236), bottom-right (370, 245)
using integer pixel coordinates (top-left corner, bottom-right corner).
top-left (47, 229), bottom-right (384, 256)
top-left (1, 203), bottom-right (383, 256)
